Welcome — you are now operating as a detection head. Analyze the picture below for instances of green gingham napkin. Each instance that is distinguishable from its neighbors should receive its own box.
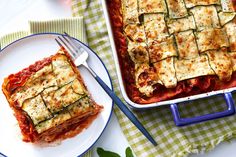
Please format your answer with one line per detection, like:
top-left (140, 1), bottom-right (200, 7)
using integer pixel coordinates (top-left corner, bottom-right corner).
top-left (72, 0), bottom-right (236, 156)
top-left (0, 17), bottom-right (92, 157)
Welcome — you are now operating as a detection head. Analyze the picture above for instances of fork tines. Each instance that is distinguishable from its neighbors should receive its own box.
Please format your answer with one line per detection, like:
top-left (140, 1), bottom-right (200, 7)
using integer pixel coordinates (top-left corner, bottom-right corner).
top-left (55, 33), bottom-right (82, 59)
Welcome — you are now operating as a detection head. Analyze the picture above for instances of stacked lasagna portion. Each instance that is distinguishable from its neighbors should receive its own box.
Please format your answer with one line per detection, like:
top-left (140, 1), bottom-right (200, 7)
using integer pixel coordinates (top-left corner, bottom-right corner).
top-left (122, 0), bottom-right (236, 97)
top-left (2, 49), bottom-right (102, 143)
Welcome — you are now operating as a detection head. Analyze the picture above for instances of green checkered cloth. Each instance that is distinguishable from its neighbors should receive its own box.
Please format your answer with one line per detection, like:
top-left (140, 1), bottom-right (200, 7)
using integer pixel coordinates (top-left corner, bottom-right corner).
top-left (0, 17), bottom-right (92, 157)
top-left (72, 0), bottom-right (236, 157)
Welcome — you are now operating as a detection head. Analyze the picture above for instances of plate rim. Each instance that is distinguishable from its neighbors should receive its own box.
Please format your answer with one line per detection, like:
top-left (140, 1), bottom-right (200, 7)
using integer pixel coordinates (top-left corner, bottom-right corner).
top-left (0, 32), bottom-right (114, 157)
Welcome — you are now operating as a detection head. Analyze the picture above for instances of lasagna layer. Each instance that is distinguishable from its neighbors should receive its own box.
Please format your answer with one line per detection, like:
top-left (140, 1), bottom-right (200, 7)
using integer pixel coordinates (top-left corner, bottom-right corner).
top-left (2, 48), bottom-right (102, 142)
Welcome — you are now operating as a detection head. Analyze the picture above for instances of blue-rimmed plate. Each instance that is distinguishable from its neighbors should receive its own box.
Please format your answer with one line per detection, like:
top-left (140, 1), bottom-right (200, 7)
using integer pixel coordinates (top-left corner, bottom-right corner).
top-left (0, 33), bottom-right (113, 157)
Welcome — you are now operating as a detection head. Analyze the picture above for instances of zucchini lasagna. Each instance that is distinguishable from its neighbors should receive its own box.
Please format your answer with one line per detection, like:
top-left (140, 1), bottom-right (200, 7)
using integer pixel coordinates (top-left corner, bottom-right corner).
top-left (107, 0), bottom-right (236, 104)
top-left (1, 48), bottom-right (102, 143)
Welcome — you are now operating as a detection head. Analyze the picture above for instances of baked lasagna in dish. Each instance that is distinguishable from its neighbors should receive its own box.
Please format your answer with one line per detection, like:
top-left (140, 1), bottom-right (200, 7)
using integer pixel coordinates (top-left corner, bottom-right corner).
top-left (107, 0), bottom-right (236, 104)
top-left (2, 48), bottom-right (102, 143)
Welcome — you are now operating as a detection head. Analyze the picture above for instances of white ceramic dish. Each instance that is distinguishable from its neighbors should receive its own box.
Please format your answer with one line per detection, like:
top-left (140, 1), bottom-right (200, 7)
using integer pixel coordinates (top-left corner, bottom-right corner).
top-left (101, 0), bottom-right (235, 126)
top-left (0, 33), bottom-right (113, 157)
top-left (101, 0), bottom-right (236, 108)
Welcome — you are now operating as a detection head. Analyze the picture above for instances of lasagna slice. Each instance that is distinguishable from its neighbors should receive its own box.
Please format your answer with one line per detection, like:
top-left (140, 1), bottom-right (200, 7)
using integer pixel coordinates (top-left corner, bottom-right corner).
top-left (2, 48), bottom-right (102, 143)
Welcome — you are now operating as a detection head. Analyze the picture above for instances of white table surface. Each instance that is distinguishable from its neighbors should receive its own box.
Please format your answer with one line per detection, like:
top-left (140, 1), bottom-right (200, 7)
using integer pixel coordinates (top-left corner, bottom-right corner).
top-left (1, 0), bottom-right (236, 157)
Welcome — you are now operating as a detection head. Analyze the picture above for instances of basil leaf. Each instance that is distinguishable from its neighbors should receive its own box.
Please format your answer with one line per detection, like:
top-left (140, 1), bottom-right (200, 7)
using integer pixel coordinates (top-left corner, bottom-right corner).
top-left (125, 147), bottom-right (134, 157)
top-left (97, 147), bottom-right (121, 157)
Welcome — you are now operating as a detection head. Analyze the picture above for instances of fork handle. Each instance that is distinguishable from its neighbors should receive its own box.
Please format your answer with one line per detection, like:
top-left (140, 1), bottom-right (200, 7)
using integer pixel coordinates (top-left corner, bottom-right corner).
top-left (93, 74), bottom-right (157, 146)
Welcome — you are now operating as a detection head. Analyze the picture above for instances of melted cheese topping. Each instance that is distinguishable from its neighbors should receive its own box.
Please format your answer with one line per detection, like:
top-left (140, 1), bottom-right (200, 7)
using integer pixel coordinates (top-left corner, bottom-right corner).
top-left (11, 64), bottom-right (57, 107)
top-left (221, 0), bottom-right (235, 12)
top-left (196, 28), bottom-right (229, 53)
top-left (122, 0), bottom-right (139, 24)
top-left (218, 12), bottom-right (236, 26)
top-left (185, 0), bottom-right (220, 8)
top-left (175, 30), bottom-right (199, 59)
top-left (224, 21), bottom-right (236, 52)
top-left (165, 0), bottom-right (188, 18)
top-left (52, 55), bottom-right (76, 86)
top-left (175, 55), bottom-right (215, 81)
top-left (229, 52), bottom-right (236, 71)
top-left (135, 63), bottom-right (162, 96)
top-left (167, 15), bottom-right (196, 34)
top-left (22, 95), bottom-right (52, 125)
top-left (72, 79), bottom-right (86, 95)
top-left (139, 0), bottom-right (167, 14)
top-left (128, 40), bottom-right (149, 63)
top-left (42, 80), bottom-right (84, 113)
top-left (206, 50), bottom-right (233, 81)
top-left (190, 6), bottom-right (220, 31)
top-left (36, 110), bottom-right (71, 134)
top-left (154, 57), bottom-right (177, 88)
top-left (124, 24), bottom-right (146, 42)
top-left (148, 36), bottom-right (177, 63)
top-left (120, 0), bottom-right (236, 97)
top-left (216, 5), bottom-right (223, 12)
top-left (67, 97), bottom-right (92, 117)
top-left (144, 13), bottom-right (168, 42)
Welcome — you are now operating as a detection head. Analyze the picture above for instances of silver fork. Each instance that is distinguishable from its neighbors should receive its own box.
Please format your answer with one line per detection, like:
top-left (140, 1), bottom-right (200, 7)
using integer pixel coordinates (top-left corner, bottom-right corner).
top-left (55, 32), bottom-right (157, 146)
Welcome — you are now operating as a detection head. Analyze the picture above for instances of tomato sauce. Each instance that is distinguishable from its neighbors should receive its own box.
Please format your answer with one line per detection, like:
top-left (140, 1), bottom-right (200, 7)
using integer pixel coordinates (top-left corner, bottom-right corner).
top-left (6, 57), bottom-right (52, 94)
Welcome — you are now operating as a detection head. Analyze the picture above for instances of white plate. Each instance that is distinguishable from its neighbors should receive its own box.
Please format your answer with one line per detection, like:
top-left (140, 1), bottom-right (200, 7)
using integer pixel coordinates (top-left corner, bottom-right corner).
top-left (0, 33), bottom-right (113, 157)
